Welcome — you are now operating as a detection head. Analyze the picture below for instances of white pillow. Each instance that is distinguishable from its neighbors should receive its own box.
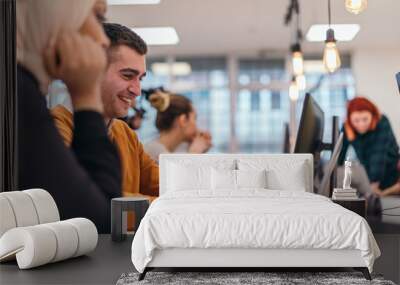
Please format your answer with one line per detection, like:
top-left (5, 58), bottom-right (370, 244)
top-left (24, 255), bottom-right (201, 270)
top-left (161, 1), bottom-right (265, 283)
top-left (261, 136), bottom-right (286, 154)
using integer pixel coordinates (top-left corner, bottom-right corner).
top-left (166, 162), bottom-right (211, 191)
top-left (266, 163), bottom-right (306, 191)
top-left (236, 169), bottom-right (267, 189)
top-left (237, 159), bottom-right (308, 191)
top-left (211, 168), bottom-right (236, 190)
top-left (211, 169), bottom-right (268, 190)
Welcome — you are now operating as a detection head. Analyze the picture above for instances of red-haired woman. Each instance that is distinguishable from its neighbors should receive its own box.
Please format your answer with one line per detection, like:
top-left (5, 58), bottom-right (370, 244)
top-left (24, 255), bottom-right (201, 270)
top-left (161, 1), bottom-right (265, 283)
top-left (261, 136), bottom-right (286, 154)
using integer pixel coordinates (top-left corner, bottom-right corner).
top-left (338, 97), bottom-right (400, 196)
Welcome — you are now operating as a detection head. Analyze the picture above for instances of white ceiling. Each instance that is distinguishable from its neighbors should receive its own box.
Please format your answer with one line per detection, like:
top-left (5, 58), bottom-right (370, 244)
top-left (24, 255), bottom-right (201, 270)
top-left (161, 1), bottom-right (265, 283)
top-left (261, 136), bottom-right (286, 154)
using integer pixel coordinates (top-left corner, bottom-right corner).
top-left (107, 0), bottom-right (400, 57)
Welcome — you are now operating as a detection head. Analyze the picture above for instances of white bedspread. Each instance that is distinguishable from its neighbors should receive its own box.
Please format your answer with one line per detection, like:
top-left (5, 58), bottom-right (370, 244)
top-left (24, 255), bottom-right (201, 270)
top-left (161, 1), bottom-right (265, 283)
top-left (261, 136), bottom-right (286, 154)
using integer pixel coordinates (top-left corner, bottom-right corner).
top-left (131, 190), bottom-right (380, 273)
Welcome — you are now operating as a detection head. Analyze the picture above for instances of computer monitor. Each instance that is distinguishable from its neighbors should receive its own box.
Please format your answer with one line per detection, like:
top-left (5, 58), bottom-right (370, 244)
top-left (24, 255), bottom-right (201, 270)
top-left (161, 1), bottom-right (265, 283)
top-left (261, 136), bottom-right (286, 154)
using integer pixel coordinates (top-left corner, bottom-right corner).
top-left (282, 123), bottom-right (291, 154)
top-left (318, 133), bottom-right (344, 197)
top-left (294, 93), bottom-right (325, 156)
top-left (293, 93), bottom-right (341, 195)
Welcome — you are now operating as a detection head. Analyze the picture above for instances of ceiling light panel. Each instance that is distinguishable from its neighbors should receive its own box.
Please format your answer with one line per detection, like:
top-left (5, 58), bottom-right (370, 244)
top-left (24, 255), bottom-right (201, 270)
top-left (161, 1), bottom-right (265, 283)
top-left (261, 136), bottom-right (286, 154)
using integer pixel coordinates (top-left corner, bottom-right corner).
top-left (306, 24), bottom-right (360, 42)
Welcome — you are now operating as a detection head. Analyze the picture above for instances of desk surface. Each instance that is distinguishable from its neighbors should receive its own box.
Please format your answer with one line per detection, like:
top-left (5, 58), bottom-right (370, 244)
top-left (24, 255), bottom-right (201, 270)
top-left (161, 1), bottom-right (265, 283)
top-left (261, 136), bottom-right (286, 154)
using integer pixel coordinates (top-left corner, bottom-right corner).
top-left (367, 196), bottom-right (400, 234)
top-left (0, 235), bottom-right (134, 285)
top-left (367, 216), bottom-right (400, 234)
top-left (1, 208), bottom-right (399, 285)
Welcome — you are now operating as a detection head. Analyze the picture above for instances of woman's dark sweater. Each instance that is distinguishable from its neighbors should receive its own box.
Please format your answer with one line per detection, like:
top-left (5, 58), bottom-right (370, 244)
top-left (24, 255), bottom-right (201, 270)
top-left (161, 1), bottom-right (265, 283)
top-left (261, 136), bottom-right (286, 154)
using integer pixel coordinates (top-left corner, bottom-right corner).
top-left (338, 115), bottom-right (400, 189)
top-left (17, 65), bottom-right (121, 233)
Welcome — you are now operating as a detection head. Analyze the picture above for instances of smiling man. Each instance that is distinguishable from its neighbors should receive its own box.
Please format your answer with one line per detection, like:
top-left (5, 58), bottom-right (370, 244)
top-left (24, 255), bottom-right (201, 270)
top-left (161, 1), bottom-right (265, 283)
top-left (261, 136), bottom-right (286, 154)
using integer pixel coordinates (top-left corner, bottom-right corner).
top-left (51, 23), bottom-right (159, 207)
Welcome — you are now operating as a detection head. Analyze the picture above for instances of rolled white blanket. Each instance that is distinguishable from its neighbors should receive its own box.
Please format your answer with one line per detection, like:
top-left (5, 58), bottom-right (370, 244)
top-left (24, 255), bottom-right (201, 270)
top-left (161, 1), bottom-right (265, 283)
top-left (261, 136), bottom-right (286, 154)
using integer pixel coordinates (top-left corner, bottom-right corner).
top-left (42, 221), bottom-right (79, 262)
top-left (0, 196), bottom-right (17, 237)
top-left (0, 189), bottom-right (98, 269)
top-left (0, 225), bottom-right (57, 268)
top-left (0, 191), bottom-right (40, 228)
top-left (0, 189), bottom-right (60, 237)
top-left (24, 189), bottom-right (60, 224)
top-left (64, 218), bottom-right (98, 257)
top-left (0, 218), bottom-right (98, 269)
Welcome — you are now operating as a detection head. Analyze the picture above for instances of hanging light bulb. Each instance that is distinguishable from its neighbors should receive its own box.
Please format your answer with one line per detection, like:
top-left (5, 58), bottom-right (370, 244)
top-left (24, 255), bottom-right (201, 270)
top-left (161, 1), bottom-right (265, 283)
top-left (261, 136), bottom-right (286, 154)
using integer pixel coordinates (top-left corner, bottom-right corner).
top-left (296, 74), bottom-right (306, 91)
top-left (323, 28), bottom-right (341, 73)
top-left (291, 43), bottom-right (304, 76)
top-left (345, 0), bottom-right (367, 15)
top-left (289, 77), bottom-right (299, 101)
top-left (324, 41), bottom-right (341, 73)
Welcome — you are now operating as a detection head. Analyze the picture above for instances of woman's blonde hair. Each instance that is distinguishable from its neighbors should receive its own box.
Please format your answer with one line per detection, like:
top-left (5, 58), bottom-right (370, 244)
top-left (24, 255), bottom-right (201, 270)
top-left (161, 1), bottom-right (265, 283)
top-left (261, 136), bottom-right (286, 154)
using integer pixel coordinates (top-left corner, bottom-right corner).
top-left (17, 0), bottom-right (96, 92)
top-left (148, 91), bottom-right (193, 131)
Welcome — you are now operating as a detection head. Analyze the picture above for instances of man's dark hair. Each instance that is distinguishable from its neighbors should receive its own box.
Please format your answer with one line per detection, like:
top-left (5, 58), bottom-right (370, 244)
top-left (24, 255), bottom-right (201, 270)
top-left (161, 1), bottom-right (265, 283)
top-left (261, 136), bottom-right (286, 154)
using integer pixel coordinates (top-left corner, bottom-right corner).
top-left (103, 23), bottom-right (147, 56)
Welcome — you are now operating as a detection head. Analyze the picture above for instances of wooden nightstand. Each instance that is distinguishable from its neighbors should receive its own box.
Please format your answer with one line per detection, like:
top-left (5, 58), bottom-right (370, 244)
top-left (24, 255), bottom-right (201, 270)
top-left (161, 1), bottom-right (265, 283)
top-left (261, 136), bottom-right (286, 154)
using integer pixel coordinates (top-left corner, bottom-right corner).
top-left (332, 198), bottom-right (366, 217)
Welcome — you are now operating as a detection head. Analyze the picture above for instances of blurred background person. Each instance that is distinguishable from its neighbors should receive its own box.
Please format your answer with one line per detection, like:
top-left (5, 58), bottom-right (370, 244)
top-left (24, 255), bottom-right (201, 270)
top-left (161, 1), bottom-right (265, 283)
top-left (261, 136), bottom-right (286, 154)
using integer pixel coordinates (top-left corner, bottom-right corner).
top-left (127, 107), bottom-right (146, 130)
top-left (376, 74), bottom-right (400, 197)
top-left (379, 181), bottom-right (400, 197)
top-left (17, 0), bottom-right (121, 233)
top-left (124, 97), bottom-right (146, 130)
top-left (144, 90), bottom-right (212, 163)
top-left (339, 97), bottom-right (400, 196)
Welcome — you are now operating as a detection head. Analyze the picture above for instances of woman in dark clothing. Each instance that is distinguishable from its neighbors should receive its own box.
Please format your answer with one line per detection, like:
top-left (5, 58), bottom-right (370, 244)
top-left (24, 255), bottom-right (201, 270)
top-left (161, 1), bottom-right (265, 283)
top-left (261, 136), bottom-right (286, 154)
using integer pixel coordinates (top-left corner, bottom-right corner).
top-left (17, 0), bottom-right (121, 233)
top-left (339, 97), bottom-right (400, 196)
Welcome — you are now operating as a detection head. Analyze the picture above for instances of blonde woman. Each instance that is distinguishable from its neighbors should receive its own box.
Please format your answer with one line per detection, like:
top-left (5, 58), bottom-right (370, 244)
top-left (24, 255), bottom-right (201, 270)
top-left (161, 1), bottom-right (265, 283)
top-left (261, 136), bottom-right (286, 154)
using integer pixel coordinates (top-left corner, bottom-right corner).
top-left (144, 91), bottom-right (212, 163)
top-left (17, 0), bottom-right (121, 233)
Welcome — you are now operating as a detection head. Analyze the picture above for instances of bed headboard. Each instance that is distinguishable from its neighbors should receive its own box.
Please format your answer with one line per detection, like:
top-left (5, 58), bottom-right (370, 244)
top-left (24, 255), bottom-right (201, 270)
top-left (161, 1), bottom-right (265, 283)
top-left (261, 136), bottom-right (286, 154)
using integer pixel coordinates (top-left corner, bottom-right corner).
top-left (159, 154), bottom-right (314, 195)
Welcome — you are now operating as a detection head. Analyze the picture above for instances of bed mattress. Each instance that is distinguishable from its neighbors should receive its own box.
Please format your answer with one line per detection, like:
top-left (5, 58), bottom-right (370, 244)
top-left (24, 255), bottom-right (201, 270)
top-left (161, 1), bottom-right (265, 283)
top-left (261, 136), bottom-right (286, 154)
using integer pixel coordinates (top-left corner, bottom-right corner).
top-left (131, 190), bottom-right (380, 273)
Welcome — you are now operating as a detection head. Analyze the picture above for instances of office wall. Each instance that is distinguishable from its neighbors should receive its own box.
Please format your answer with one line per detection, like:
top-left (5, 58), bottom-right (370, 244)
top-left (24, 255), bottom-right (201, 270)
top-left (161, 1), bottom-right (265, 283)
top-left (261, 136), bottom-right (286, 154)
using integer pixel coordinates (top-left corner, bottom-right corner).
top-left (352, 49), bottom-right (400, 141)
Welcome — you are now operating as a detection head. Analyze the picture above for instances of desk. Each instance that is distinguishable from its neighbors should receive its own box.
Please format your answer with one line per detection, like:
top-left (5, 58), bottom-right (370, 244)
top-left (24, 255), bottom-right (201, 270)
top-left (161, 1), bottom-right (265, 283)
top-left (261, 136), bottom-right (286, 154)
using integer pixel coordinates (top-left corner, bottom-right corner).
top-left (1, 213), bottom-right (400, 285)
top-left (366, 198), bottom-right (400, 284)
top-left (0, 235), bottom-right (134, 285)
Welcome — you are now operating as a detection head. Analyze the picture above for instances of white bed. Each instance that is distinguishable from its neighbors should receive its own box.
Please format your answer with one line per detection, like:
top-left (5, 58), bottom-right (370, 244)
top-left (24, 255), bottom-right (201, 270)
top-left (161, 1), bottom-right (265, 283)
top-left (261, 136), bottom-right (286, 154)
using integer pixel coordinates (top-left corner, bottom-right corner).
top-left (131, 154), bottom-right (380, 280)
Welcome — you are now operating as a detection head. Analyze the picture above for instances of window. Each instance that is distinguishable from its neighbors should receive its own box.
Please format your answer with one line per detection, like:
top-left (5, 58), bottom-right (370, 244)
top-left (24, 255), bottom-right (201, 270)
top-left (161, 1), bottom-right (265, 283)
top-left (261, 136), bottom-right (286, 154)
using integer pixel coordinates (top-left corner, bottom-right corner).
top-left (139, 57), bottom-right (230, 152)
top-left (271, 91), bottom-right (281, 110)
top-left (303, 55), bottom-right (355, 146)
top-left (111, 55), bottom-right (356, 154)
top-left (236, 58), bottom-right (288, 153)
